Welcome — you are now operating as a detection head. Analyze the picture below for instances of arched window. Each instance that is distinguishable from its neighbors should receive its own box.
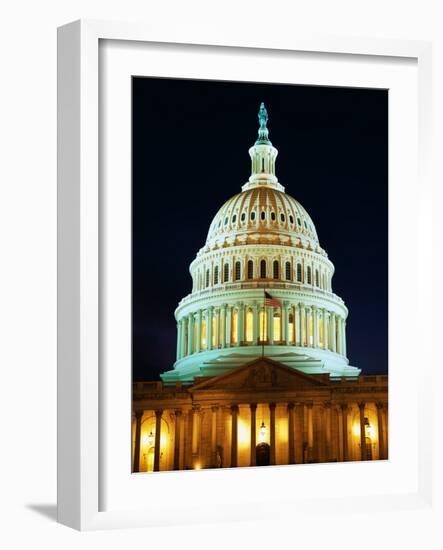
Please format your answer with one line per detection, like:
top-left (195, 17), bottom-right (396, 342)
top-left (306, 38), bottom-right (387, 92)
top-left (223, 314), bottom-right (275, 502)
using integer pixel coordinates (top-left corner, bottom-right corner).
top-left (235, 261), bottom-right (241, 281)
top-left (223, 263), bottom-right (229, 283)
top-left (296, 263), bottom-right (302, 282)
top-left (205, 269), bottom-right (210, 288)
top-left (247, 260), bottom-right (254, 279)
top-left (285, 261), bottom-right (291, 280)
top-left (260, 259), bottom-right (267, 279)
top-left (214, 265), bottom-right (219, 285)
top-left (232, 214), bottom-right (237, 223)
top-left (261, 211), bottom-right (266, 221)
top-left (241, 212), bottom-right (246, 222)
top-left (251, 211), bottom-right (256, 221)
top-left (273, 260), bottom-right (279, 279)
top-left (271, 211), bottom-right (276, 221)
top-left (280, 213), bottom-right (285, 223)
top-left (315, 269), bottom-right (319, 287)
top-left (307, 266), bottom-right (312, 285)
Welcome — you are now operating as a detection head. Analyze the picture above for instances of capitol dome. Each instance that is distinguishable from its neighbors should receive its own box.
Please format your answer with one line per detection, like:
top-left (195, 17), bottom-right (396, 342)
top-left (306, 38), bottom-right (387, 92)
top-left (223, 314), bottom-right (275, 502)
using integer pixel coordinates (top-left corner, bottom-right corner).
top-left (161, 103), bottom-right (360, 384)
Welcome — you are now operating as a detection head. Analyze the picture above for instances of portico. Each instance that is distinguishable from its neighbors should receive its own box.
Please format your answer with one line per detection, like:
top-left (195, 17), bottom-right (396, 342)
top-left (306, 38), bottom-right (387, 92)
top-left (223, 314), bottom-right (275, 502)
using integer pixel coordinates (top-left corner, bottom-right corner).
top-left (133, 358), bottom-right (388, 472)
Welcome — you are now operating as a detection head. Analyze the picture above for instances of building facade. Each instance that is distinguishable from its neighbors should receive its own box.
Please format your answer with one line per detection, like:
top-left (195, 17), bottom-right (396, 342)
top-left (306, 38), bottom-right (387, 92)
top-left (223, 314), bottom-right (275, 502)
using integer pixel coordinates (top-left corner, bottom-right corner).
top-left (132, 103), bottom-right (388, 472)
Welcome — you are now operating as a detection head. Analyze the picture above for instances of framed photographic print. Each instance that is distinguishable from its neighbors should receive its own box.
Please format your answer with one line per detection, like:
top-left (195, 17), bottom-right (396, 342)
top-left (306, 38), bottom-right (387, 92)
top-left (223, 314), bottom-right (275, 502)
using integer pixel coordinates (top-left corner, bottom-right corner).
top-left (57, 20), bottom-right (433, 531)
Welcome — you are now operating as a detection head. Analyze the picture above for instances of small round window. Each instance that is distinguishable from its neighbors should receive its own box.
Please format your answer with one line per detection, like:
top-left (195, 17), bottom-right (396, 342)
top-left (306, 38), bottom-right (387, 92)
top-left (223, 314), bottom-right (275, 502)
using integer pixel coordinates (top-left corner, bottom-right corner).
top-left (241, 212), bottom-right (246, 222)
top-left (251, 211), bottom-right (256, 221)
top-left (289, 215), bottom-right (294, 224)
top-left (280, 213), bottom-right (285, 222)
top-left (261, 211), bottom-right (266, 221)
top-left (271, 212), bottom-right (276, 221)
top-left (232, 214), bottom-right (237, 223)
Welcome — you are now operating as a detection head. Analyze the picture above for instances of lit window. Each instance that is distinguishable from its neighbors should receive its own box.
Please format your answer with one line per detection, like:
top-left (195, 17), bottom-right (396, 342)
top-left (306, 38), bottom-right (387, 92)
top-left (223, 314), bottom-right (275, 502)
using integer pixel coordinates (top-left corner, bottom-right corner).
top-left (201, 318), bottom-right (207, 350)
top-left (273, 310), bottom-right (281, 341)
top-left (285, 261), bottom-right (291, 280)
top-left (245, 309), bottom-right (253, 342)
top-left (235, 261), bottom-right (241, 281)
top-left (260, 260), bottom-right (267, 278)
top-left (247, 260), bottom-right (254, 279)
top-left (273, 260), bottom-right (279, 279)
top-left (288, 312), bottom-right (295, 343)
top-left (231, 309), bottom-right (238, 344)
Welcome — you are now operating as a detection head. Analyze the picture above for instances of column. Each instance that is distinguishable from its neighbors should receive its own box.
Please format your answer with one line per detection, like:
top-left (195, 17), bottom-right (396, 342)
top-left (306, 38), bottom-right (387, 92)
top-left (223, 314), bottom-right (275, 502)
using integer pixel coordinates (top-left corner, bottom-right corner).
top-left (307, 402), bottom-right (314, 462)
top-left (287, 402), bottom-right (295, 464)
top-left (176, 321), bottom-right (181, 360)
top-left (237, 301), bottom-right (244, 346)
top-left (181, 319), bottom-right (187, 358)
top-left (295, 304), bottom-right (301, 346)
top-left (300, 304), bottom-right (306, 347)
top-left (342, 319), bottom-right (347, 357)
top-left (313, 306), bottom-right (319, 348)
top-left (153, 409), bottom-right (163, 472)
top-left (207, 306), bottom-right (213, 351)
top-left (196, 310), bottom-right (202, 353)
top-left (173, 409), bottom-right (182, 470)
top-left (187, 314), bottom-right (194, 355)
top-left (324, 402), bottom-right (332, 461)
top-left (132, 410), bottom-right (143, 473)
top-left (230, 404), bottom-right (239, 467)
top-left (267, 306), bottom-right (273, 344)
top-left (269, 402), bottom-right (276, 465)
top-left (340, 404), bottom-right (349, 461)
top-left (221, 304), bottom-right (227, 348)
top-left (358, 402), bottom-right (367, 460)
top-left (337, 316), bottom-right (342, 354)
top-left (331, 313), bottom-right (337, 352)
top-left (282, 301), bottom-right (289, 345)
top-left (250, 403), bottom-right (257, 466)
top-left (215, 308), bottom-right (220, 349)
top-left (211, 406), bottom-right (218, 466)
top-left (252, 302), bottom-right (259, 345)
top-left (376, 402), bottom-right (386, 459)
top-left (323, 309), bottom-right (328, 350)
top-left (226, 306), bottom-right (232, 347)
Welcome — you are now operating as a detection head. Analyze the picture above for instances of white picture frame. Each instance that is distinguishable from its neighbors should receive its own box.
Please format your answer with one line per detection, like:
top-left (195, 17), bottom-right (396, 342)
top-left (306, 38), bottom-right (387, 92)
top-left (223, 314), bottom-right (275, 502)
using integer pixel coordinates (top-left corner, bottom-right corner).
top-left (57, 19), bottom-right (434, 531)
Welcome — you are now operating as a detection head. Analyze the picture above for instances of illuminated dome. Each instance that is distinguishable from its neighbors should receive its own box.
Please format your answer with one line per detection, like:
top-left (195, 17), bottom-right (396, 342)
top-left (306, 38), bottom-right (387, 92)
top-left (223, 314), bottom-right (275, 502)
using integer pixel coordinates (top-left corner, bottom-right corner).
top-left (161, 103), bottom-right (360, 383)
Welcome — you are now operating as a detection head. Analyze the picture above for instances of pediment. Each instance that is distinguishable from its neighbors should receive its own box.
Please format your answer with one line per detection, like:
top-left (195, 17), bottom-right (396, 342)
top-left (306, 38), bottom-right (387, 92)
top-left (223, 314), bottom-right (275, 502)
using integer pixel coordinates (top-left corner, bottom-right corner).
top-left (191, 357), bottom-right (330, 392)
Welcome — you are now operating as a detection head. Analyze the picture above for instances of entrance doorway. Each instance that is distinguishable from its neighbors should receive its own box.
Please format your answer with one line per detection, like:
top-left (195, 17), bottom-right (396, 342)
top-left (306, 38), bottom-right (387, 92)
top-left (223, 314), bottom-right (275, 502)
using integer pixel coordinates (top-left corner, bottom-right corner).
top-left (256, 442), bottom-right (270, 466)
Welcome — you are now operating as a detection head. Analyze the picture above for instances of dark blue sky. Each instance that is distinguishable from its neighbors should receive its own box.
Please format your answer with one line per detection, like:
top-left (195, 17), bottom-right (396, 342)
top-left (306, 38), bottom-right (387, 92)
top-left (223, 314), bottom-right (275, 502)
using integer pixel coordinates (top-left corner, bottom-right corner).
top-left (132, 77), bottom-right (388, 380)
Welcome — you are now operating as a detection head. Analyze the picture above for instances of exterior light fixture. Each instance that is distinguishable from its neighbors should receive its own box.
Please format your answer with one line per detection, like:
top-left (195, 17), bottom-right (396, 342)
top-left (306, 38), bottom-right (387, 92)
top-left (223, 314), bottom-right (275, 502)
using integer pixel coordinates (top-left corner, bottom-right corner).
top-left (143, 430), bottom-right (154, 447)
top-left (259, 421), bottom-right (267, 442)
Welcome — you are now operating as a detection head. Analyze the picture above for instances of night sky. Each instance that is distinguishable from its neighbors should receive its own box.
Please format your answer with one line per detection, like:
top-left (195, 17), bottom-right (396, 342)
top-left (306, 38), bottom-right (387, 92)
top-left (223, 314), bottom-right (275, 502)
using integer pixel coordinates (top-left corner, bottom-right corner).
top-left (132, 77), bottom-right (388, 381)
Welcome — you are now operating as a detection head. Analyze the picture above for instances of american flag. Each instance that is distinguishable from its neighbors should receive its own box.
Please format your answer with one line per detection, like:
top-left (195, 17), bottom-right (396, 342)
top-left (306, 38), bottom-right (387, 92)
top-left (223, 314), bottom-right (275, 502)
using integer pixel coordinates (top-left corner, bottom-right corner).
top-left (264, 291), bottom-right (281, 307)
